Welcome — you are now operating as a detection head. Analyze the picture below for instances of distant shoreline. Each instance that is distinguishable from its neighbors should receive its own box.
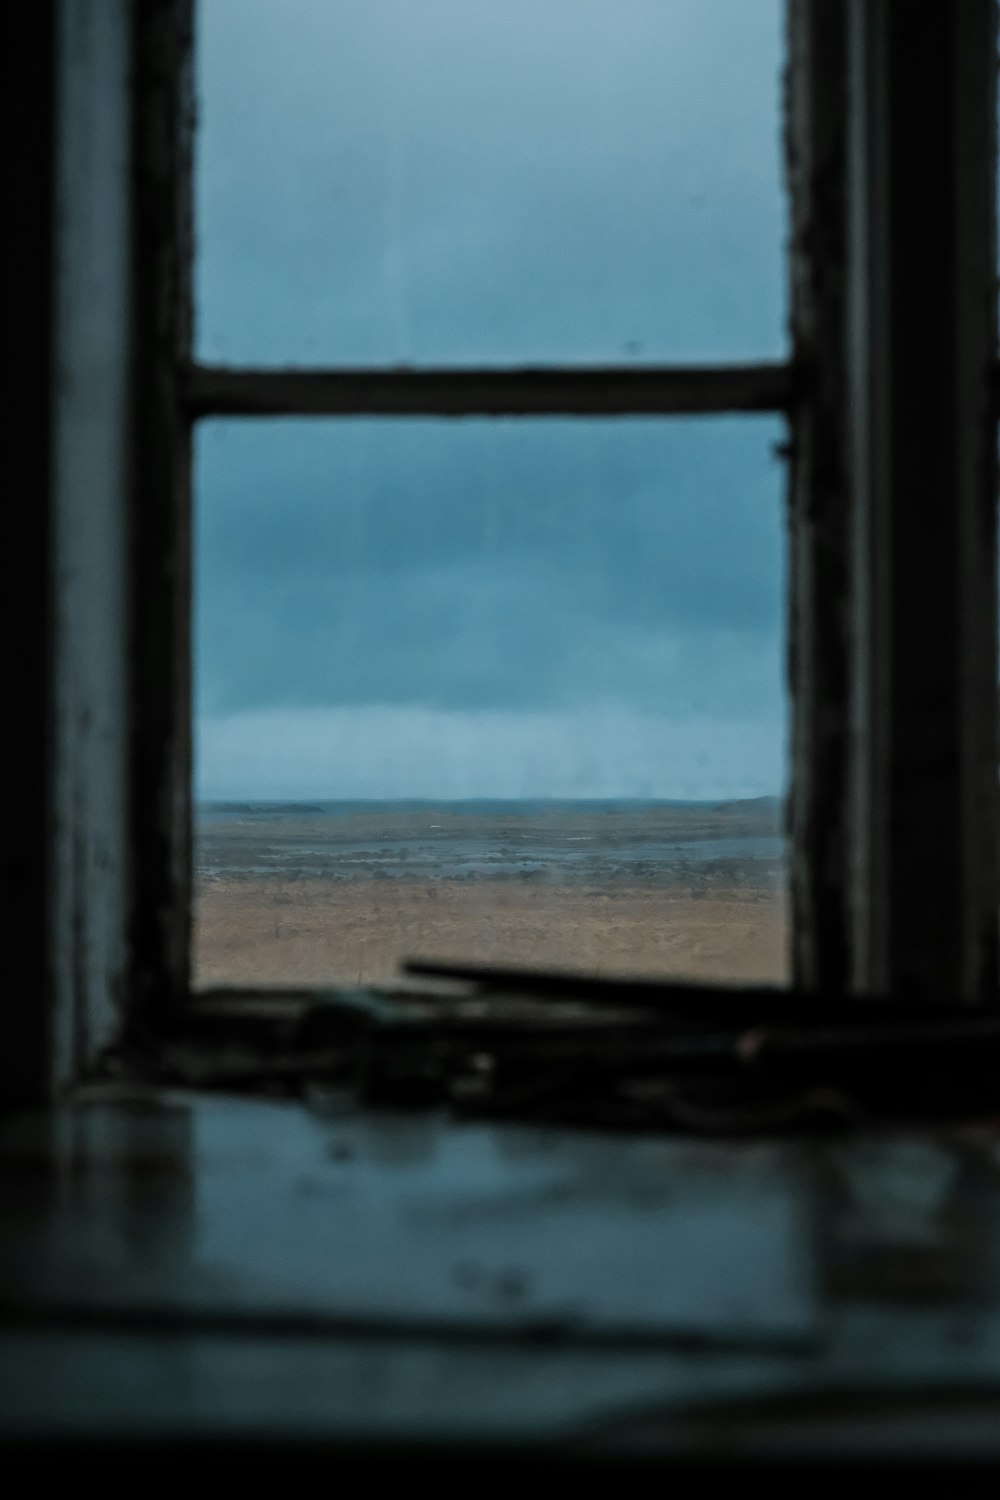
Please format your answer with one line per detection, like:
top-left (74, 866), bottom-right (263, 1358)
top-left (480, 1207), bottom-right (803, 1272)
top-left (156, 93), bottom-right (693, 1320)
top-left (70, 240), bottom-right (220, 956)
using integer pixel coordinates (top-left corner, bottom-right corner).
top-left (197, 794), bottom-right (784, 817)
top-left (194, 798), bottom-right (786, 889)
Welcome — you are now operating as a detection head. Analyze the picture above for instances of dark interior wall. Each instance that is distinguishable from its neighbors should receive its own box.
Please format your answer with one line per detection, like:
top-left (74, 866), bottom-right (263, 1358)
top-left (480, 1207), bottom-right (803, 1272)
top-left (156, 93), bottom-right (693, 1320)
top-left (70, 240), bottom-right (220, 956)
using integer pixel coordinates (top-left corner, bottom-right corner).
top-left (3, 3), bottom-right (58, 1106)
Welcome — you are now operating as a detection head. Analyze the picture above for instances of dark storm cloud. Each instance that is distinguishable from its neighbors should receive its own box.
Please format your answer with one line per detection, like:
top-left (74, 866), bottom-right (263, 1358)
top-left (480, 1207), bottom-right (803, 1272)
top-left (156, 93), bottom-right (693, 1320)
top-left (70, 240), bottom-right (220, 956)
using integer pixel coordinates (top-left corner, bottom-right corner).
top-left (193, 0), bottom-right (787, 795)
top-left (195, 418), bottom-right (785, 718)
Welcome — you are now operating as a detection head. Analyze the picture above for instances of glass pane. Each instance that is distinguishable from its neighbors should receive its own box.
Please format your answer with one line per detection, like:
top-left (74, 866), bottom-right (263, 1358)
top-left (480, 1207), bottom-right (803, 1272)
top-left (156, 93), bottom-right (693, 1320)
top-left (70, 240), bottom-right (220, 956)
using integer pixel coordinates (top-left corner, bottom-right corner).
top-left (194, 418), bottom-right (788, 985)
top-left (195, 0), bottom-right (786, 365)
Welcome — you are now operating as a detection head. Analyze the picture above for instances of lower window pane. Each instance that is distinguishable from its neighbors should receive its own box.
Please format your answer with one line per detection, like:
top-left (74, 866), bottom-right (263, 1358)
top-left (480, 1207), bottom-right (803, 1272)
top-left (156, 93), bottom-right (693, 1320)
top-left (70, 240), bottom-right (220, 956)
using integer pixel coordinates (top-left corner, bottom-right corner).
top-left (194, 417), bottom-right (788, 985)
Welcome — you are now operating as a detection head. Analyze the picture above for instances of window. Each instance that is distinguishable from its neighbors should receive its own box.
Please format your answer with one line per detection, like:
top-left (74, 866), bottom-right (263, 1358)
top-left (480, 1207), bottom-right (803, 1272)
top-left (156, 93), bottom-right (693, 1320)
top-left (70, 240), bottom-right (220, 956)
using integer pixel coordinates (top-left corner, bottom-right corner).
top-left (194, 0), bottom-right (787, 367)
top-left (193, 414), bottom-right (789, 986)
top-left (190, 0), bottom-right (792, 992)
top-left (123, 0), bottom-right (998, 1020)
top-left (10, 0), bottom-right (996, 1107)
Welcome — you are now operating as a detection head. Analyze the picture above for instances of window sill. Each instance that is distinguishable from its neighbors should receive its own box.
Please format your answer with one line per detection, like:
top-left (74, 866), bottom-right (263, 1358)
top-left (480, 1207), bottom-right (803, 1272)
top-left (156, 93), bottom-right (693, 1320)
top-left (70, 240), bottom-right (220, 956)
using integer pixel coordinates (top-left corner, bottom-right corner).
top-left (0, 1088), bottom-right (999, 1459)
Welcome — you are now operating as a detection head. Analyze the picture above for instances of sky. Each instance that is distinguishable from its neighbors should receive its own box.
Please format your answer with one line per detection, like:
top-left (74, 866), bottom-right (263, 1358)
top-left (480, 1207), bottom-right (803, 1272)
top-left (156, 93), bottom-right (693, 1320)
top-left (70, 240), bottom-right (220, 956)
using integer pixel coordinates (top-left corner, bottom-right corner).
top-left (194, 0), bottom-right (788, 801)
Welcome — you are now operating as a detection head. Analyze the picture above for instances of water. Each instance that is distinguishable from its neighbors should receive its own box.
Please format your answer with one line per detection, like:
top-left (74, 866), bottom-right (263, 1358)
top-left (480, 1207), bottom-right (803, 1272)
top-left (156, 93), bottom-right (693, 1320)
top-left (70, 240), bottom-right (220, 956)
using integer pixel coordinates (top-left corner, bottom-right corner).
top-left (195, 798), bottom-right (785, 887)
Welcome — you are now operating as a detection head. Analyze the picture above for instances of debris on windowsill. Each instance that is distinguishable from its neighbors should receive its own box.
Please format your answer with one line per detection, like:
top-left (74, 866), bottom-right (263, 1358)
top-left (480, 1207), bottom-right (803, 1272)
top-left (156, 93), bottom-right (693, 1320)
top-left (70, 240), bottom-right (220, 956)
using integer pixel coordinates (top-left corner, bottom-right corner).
top-left (91, 959), bottom-right (1000, 1137)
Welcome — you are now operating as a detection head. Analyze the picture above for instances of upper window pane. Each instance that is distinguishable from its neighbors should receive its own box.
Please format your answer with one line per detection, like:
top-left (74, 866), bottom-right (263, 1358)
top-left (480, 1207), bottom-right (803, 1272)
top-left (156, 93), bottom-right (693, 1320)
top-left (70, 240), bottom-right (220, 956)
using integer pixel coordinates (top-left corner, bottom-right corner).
top-left (195, 0), bottom-right (786, 366)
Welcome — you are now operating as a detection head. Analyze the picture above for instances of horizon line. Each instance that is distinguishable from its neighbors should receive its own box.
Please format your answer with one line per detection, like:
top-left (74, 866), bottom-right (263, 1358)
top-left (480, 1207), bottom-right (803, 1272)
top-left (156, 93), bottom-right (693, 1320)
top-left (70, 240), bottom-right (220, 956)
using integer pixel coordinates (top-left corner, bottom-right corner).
top-left (196, 792), bottom-right (784, 805)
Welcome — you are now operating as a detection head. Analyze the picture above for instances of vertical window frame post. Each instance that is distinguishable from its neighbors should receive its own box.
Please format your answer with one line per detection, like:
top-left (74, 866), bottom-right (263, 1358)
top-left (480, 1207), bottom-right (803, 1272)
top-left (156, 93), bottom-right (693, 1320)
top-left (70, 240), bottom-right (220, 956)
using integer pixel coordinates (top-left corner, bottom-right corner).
top-left (845, 0), bottom-right (999, 1001)
top-left (129, 0), bottom-right (196, 1028)
top-left (786, 0), bottom-right (852, 993)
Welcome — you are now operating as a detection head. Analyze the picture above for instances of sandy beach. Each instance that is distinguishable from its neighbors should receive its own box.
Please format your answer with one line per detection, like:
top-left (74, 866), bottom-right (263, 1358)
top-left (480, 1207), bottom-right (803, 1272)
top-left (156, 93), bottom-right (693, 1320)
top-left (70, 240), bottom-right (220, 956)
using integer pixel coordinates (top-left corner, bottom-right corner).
top-left (194, 800), bottom-right (788, 986)
top-left (195, 878), bottom-right (787, 985)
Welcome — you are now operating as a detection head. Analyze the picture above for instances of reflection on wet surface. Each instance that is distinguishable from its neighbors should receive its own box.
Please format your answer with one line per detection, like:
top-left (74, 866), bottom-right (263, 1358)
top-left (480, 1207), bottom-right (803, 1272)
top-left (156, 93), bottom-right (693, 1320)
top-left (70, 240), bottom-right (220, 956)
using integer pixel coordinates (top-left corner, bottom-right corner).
top-left (0, 1095), bottom-right (814, 1342)
top-left (2, 1095), bottom-right (1000, 1450)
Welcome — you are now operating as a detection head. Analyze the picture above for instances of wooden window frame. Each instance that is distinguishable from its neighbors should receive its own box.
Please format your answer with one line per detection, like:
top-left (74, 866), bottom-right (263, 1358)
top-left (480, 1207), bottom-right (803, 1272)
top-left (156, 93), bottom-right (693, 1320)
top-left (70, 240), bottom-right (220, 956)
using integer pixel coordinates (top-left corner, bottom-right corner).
top-left (131, 0), bottom-right (1000, 1025)
top-left (7, 0), bottom-right (997, 1105)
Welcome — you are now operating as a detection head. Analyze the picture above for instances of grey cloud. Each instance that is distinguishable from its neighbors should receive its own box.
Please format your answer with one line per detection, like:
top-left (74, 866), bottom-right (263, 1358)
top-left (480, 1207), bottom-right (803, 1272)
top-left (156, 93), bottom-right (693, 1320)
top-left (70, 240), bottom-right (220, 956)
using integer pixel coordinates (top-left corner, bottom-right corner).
top-left (195, 0), bottom-right (785, 363)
